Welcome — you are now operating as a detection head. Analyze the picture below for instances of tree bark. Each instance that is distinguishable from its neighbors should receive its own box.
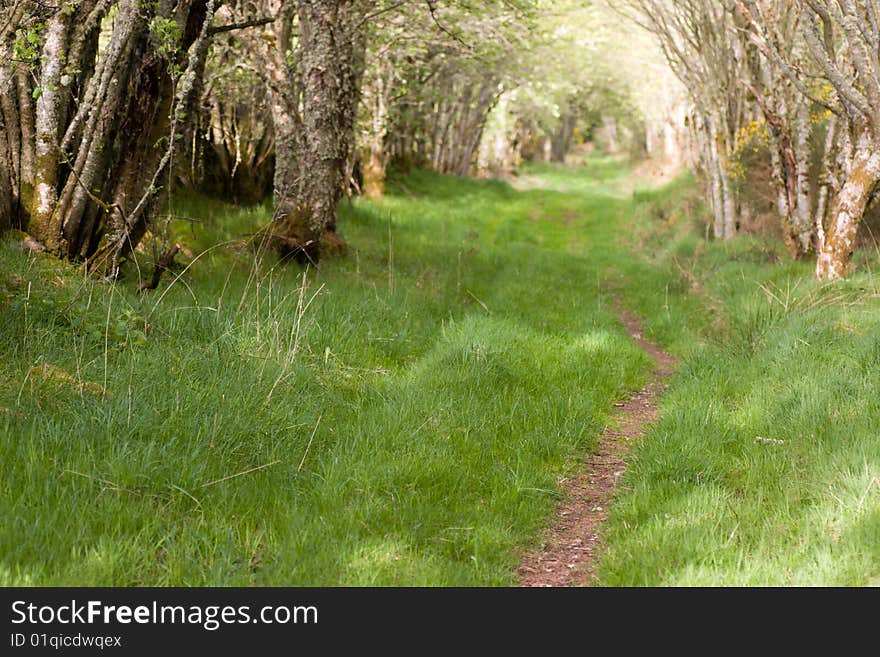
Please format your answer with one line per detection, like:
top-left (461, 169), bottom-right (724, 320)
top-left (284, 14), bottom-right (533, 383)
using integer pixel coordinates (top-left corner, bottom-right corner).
top-left (28, 9), bottom-right (73, 252)
top-left (269, 89), bottom-right (301, 246)
top-left (15, 68), bottom-right (36, 215)
top-left (2, 0), bottom-right (214, 274)
top-left (720, 159), bottom-right (737, 240)
top-left (816, 126), bottom-right (880, 280)
top-left (362, 138), bottom-right (386, 199)
top-left (359, 56), bottom-right (390, 199)
top-left (0, 65), bottom-right (15, 230)
top-left (814, 115), bottom-right (839, 253)
top-left (55, 0), bottom-right (137, 258)
top-left (269, 0), bottom-right (367, 263)
top-left (706, 116), bottom-right (726, 239)
top-left (604, 116), bottom-right (620, 154)
top-left (793, 101), bottom-right (813, 255)
top-left (0, 95), bottom-right (11, 232)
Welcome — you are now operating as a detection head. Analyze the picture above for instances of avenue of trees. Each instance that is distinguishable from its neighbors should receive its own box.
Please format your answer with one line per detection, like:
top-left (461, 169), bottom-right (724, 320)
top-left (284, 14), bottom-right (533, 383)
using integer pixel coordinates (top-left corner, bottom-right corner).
top-left (627, 0), bottom-right (880, 279)
top-left (1, 0), bottom-right (879, 279)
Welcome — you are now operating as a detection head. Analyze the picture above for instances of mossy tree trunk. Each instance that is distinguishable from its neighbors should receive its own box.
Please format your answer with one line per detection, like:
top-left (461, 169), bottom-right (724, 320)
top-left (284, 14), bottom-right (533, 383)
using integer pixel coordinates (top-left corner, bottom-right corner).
top-left (282, 0), bottom-right (366, 262)
top-left (246, 0), bottom-right (369, 263)
top-left (0, 0), bottom-right (215, 276)
top-left (27, 7), bottom-right (72, 252)
top-left (0, 67), bottom-right (14, 231)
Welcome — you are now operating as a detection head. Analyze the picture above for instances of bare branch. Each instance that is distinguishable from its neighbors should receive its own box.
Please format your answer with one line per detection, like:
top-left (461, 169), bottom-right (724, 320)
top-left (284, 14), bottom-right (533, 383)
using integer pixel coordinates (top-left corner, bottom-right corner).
top-left (207, 15), bottom-right (277, 36)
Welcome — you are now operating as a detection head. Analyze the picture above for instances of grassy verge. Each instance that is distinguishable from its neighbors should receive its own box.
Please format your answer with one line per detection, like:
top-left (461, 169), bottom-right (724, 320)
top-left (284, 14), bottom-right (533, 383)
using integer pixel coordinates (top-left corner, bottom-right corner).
top-left (5, 159), bottom-right (877, 586)
top-left (1, 159), bottom-right (657, 585)
top-left (599, 176), bottom-right (880, 586)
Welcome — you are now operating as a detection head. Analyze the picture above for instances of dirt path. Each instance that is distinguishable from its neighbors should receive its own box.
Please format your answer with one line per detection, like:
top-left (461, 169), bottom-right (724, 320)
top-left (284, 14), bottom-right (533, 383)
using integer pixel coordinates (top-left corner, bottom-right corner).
top-left (518, 308), bottom-right (676, 587)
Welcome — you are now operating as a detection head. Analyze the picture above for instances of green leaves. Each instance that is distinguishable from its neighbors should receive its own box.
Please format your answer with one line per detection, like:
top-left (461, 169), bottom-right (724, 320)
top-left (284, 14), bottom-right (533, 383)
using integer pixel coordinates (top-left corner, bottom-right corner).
top-left (12, 22), bottom-right (45, 67)
top-left (148, 15), bottom-right (183, 74)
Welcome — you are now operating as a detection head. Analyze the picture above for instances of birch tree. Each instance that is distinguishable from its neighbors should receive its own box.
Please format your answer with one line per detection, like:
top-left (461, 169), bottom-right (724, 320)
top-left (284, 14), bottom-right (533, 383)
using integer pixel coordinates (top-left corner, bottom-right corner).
top-left (626, 0), bottom-right (750, 240)
top-left (739, 0), bottom-right (880, 278)
top-left (737, 0), bottom-right (833, 258)
top-left (798, 0), bottom-right (880, 279)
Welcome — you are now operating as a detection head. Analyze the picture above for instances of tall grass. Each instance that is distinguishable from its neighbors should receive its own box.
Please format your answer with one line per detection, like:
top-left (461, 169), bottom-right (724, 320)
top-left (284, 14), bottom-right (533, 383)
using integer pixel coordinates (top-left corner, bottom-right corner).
top-left (6, 158), bottom-right (876, 586)
top-left (599, 178), bottom-right (880, 586)
top-left (1, 159), bottom-right (655, 585)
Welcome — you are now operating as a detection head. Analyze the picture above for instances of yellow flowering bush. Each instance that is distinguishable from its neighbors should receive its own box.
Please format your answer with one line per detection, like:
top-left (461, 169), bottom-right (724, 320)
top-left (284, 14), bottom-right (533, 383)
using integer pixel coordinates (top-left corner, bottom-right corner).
top-left (726, 120), bottom-right (770, 184)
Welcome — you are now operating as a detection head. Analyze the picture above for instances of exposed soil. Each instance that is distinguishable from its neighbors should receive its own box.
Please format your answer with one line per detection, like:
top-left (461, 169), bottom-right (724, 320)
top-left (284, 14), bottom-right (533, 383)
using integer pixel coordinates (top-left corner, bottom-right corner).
top-left (517, 307), bottom-right (676, 587)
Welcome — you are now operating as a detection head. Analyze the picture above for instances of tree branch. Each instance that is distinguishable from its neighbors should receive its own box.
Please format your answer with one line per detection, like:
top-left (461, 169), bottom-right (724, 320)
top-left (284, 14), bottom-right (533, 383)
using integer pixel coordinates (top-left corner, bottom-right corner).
top-left (208, 15), bottom-right (277, 36)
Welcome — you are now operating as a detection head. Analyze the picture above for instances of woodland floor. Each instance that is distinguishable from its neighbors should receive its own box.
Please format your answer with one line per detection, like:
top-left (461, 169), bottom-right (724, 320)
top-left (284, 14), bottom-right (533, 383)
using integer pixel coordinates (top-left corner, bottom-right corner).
top-left (3, 158), bottom-right (880, 586)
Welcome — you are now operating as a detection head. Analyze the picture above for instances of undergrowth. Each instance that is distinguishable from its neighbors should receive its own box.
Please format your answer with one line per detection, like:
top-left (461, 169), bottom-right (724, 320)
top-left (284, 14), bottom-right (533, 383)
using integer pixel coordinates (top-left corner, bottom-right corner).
top-left (600, 172), bottom-right (880, 586)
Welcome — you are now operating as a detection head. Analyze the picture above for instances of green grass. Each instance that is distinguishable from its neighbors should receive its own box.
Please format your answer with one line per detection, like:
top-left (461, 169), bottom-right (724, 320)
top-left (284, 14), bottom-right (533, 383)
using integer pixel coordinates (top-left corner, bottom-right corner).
top-left (4, 157), bottom-right (879, 586)
top-left (598, 178), bottom-right (880, 586)
top-left (0, 157), bottom-right (655, 585)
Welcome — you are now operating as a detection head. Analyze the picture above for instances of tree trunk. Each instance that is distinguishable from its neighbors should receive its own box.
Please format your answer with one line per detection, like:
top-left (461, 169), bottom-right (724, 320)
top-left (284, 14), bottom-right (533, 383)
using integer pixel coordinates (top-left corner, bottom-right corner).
top-left (269, 89), bottom-right (301, 246)
top-left (550, 114), bottom-right (576, 163)
top-left (362, 138), bottom-right (386, 199)
top-left (604, 115), bottom-right (620, 154)
top-left (28, 9), bottom-right (72, 253)
top-left (360, 61), bottom-right (390, 199)
top-left (0, 67), bottom-right (14, 231)
top-left (271, 0), bottom-right (367, 263)
top-left (706, 117), bottom-right (726, 239)
top-left (55, 0), bottom-right (139, 259)
top-left (2, 0), bottom-right (214, 274)
top-left (814, 115), bottom-right (839, 252)
top-left (720, 162), bottom-right (737, 240)
top-left (0, 112), bottom-right (11, 232)
top-left (15, 69), bottom-right (35, 213)
top-left (754, 78), bottom-right (807, 258)
top-left (768, 143), bottom-right (790, 223)
top-left (458, 80), bottom-right (497, 176)
top-left (716, 112), bottom-right (737, 240)
top-left (816, 126), bottom-right (880, 280)
top-left (793, 101), bottom-right (813, 255)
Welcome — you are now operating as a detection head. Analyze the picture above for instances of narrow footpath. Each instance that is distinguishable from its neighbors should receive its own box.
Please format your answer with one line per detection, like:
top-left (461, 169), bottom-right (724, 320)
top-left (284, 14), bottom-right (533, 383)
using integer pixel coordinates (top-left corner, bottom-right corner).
top-left (518, 308), bottom-right (676, 586)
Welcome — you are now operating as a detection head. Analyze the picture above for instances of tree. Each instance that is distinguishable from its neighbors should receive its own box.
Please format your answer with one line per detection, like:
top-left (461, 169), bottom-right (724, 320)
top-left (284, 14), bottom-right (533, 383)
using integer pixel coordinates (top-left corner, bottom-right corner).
top-left (370, 1), bottom-right (537, 181)
top-left (236, 0), bottom-right (373, 264)
top-left (0, 0), bottom-right (218, 277)
top-left (625, 0), bottom-right (750, 241)
top-left (733, 0), bottom-right (880, 277)
top-left (737, 0), bottom-right (832, 258)
top-left (479, 0), bottom-right (690, 173)
top-left (797, 0), bottom-right (880, 279)
top-left (182, 31), bottom-right (276, 204)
